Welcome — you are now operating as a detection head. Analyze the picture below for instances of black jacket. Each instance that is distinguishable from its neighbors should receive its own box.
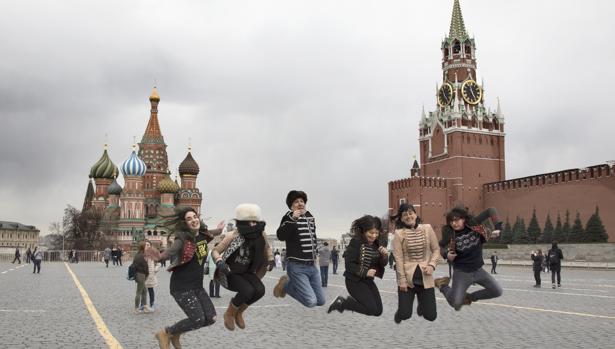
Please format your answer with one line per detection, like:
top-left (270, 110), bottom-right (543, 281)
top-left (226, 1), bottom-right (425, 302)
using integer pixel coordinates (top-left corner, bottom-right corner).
top-left (531, 253), bottom-right (544, 271)
top-left (132, 252), bottom-right (149, 276)
top-left (343, 237), bottom-right (386, 282)
top-left (276, 211), bottom-right (317, 262)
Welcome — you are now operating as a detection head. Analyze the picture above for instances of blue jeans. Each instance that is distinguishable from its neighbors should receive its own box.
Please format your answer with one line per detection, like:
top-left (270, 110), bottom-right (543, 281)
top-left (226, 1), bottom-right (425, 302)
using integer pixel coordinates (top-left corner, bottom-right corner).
top-left (285, 260), bottom-right (326, 307)
top-left (440, 268), bottom-right (503, 310)
top-left (320, 265), bottom-right (329, 286)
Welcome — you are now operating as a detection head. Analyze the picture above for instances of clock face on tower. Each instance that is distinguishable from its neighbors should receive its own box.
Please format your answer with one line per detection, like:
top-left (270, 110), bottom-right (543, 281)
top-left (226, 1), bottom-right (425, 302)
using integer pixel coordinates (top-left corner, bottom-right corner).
top-left (461, 79), bottom-right (482, 105)
top-left (437, 83), bottom-right (455, 107)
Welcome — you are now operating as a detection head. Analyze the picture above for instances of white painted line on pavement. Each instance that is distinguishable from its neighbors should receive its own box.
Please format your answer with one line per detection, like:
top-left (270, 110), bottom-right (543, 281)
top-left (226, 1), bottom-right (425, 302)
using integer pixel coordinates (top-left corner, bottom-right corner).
top-left (1, 271), bottom-right (7, 274)
top-left (497, 287), bottom-right (615, 299)
top-left (64, 263), bottom-right (123, 349)
top-left (474, 302), bottom-right (615, 320)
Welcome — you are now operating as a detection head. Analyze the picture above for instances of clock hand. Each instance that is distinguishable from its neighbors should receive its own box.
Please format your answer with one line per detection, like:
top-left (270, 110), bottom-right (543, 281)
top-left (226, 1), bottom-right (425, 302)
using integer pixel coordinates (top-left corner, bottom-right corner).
top-left (469, 88), bottom-right (476, 99)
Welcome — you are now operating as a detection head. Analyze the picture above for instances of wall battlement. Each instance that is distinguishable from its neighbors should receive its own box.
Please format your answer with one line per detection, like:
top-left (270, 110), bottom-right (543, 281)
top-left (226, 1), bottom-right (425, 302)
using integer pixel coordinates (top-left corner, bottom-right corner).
top-left (389, 176), bottom-right (448, 190)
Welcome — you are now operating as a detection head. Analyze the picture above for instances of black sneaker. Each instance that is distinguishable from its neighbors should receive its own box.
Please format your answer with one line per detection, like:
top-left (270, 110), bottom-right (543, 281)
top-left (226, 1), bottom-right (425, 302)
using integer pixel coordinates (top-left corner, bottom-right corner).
top-left (416, 304), bottom-right (423, 317)
top-left (394, 311), bottom-right (402, 324)
top-left (327, 296), bottom-right (345, 314)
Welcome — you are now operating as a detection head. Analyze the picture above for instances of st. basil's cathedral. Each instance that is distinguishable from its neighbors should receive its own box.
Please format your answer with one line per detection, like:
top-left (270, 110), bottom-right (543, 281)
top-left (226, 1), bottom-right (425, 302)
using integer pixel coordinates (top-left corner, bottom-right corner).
top-left (84, 88), bottom-right (202, 249)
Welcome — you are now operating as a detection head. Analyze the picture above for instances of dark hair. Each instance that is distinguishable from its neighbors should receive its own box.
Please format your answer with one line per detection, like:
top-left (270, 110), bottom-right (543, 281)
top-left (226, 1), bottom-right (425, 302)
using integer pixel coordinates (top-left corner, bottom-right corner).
top-left (445, 206), bottom-right (470, 225)
top-left (391, 203), bottom-right (421, 229)
top-left (552, 241), bottom-right (558, 249)
top-left (161, 206), bottom-right (200, 237)
top-left (137, 240), bottom-right (146, 253)
top-left (286, 190), bottom-right (308, 208)
top-left (351, 215), bottom-right (383, 244)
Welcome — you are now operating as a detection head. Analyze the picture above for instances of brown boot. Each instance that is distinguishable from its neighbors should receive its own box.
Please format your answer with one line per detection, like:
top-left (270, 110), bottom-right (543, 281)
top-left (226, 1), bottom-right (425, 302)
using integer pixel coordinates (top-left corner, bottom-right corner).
top-left (224, 301), bottom-right (239, 331)
top-left (273, 275), bottom-right (288, 298)
top-left (463, 293), bottom-right (473, 306)
top-left (154, 329), bottom-right (171, 349)
top-left (434, 277), bottom-right (450, 290)
top-left (170, 333), bottom-right (182, 349)
top-left (235, 304), bottom-right (248, 329)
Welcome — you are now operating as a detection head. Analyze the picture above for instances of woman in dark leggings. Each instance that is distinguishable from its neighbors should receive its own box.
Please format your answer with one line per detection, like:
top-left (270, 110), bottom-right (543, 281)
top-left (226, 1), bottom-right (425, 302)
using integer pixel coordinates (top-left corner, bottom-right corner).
top-left (154, 207), bottom-right (223, 349)
top-left (212, 204), bottom-right (274, 331)
top-left (328, 215), bottom-right (388, 316)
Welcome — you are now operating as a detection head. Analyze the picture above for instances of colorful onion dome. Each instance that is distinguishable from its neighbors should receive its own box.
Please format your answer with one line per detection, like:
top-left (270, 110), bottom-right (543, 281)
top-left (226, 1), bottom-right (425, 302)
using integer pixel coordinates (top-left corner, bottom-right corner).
top-left (107, 178), bottom-right (123, 195)
top-left (179, 150), bottom-right (199, 176)
top-left (121, 148), bottom-right (147, 177)
top-left (158, 172), bottom-right (180, 194)
top-left (89, 146), bottom-right (118, 179)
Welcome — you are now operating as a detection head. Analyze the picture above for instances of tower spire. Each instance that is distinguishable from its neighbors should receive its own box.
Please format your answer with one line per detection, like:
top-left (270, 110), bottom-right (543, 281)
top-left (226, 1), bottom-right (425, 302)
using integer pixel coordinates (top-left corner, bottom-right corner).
top-left (449, 0), bottom-right (468, 40)
top-left (142, 87), bottom-right (164, 144)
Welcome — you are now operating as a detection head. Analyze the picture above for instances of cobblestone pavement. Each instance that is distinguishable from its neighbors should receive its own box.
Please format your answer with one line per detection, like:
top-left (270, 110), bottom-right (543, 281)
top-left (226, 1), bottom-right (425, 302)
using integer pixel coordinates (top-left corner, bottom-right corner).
top-left (1, 261), bottom-right (614, 349)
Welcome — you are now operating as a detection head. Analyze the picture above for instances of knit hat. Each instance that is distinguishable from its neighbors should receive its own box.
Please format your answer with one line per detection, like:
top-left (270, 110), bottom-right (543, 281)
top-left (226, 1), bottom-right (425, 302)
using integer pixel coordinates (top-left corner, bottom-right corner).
top-left (235, 203), bottom-right (263, 222)
top-left (285, 190), bottom-right (308, 208)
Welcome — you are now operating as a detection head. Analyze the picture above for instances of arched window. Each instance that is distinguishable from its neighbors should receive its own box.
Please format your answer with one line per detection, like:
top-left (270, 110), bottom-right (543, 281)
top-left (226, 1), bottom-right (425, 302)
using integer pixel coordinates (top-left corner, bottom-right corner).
top-left (453, 40), bottom-right (461, 54)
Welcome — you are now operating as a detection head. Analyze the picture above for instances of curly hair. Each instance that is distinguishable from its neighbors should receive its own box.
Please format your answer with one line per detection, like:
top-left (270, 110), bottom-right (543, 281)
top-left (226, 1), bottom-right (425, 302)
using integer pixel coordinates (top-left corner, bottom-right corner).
top-left (350, 215), bottom-right (383, 245)
top-left (390, 203), bottom-right (421, 229)
top-left (445, 206), bottom-right (471, 226)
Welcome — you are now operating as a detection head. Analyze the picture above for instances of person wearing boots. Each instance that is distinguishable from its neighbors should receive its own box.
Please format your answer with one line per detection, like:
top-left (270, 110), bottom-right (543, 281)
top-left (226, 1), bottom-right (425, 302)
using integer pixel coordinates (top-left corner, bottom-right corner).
top-left (273, 190), bottom-right (326, 308)
top-left (390, 203), bottom-right (440, 323)
top-left (212, 203), bottom-right (274, 331)
top-left (153, 207), bottom-right (223, 349)
top-left (327, 215), bottom-right (387, 316)
top-left (434, 206), bottom-right (503, 311)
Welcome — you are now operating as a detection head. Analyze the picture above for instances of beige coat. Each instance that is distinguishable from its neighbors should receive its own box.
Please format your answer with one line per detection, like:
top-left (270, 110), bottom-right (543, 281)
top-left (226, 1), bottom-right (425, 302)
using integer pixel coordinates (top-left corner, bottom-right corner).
top-left (144, 257), bottom-right (158, 288)
top-left (392, 224), bottom-right (441, 289)
top-left (212, 230), bottom-right (273, 279)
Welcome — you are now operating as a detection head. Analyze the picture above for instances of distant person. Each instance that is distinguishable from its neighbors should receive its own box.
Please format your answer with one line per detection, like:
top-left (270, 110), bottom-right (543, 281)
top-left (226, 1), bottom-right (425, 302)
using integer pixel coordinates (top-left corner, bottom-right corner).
top-left (111, 245), bottom-right (119, 266)
top-left (275, 252), bottom-right (282, 269)
top-left (103, 247), bottom-right (112, 268)
top-left (32, 247), bottom-right (43, 273)
top-left (144, 240), bottom-right (160, 312)
top-left (490, 251), bottom-right (499, 274)
top-left (207, 245), bottom-right (220, 298)
top-left (118, 248), bottom-right (123, 266)
top-left (132, 241), bottom-right (150, 314)
top-left (319, 242), bottom-right (331, 287)
top-left (434, 206), bottom-right (503, 311)
top-left (327, 215), bottom-right (387, 317)
top-left (388, 251), bottom-right (395, 269)
top-left (12, 248), bottom-right (21, 264)
top-left (531, 249), bottom-right (544, 288)
top-left (281, 249), bottom-right (287, 271)
top-left (547, 242), bottom-right (564, 289)
top-left (273, 190), bottom-right (325, 308)
top-left (25, 247), bottom-right (32, 264)
top-left (331, 246), bottom-right (339, 274)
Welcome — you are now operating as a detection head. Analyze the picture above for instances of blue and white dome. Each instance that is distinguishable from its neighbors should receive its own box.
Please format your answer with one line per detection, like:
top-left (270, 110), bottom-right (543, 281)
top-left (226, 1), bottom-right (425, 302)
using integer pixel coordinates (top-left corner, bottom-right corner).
top-left (121, 150), bottom-right (146, 177)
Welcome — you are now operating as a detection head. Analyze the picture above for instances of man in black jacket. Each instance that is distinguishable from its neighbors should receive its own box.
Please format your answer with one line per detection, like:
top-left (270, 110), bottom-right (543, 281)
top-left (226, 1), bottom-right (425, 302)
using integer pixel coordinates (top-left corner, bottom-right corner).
top-left (273, 190), bottom-right (325, 308)
top-left (547, 242), bottom-right (564, 289)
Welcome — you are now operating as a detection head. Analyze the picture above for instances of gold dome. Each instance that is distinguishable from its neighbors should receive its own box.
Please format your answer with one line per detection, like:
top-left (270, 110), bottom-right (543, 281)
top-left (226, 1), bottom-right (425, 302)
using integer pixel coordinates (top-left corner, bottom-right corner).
top-left (149, 87), bottom-right (160, 102)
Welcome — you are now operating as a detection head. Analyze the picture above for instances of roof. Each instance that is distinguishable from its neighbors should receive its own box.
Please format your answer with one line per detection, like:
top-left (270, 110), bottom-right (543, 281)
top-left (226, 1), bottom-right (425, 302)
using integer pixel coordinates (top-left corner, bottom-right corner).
top-left (0, 221), bottom-right (39, 231)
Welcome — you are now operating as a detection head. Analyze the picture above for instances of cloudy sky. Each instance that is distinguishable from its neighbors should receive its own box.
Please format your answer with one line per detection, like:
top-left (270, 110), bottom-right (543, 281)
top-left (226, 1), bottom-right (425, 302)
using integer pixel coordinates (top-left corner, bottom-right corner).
top-left (1, 0), bottom-right (613, 239)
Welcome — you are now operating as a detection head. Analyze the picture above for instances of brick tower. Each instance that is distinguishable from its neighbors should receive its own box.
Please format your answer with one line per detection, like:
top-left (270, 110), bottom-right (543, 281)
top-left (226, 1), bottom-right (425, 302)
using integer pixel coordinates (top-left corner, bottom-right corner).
top-left (418, 0), bottom-right (505, 213)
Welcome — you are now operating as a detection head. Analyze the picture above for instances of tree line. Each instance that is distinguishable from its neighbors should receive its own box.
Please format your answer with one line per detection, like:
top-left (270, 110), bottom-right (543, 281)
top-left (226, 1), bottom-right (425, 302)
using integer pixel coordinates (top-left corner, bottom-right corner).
top-left (491, 207), bottom-right (608, 244)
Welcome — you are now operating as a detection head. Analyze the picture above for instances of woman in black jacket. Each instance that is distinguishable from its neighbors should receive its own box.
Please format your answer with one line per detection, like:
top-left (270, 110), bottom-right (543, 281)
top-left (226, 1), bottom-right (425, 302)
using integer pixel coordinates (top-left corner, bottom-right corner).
top-left (531, 249), bottom-right (544, 288)
top-left (327, 215), bottom-right (388, 316)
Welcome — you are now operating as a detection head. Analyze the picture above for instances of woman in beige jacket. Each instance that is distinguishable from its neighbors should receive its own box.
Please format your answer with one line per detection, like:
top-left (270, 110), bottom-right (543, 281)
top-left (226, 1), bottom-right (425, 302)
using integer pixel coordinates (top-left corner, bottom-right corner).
top-left (392, 203), bottom-right (440, 323)
top-left (212, 204), bottom-right (274, 331)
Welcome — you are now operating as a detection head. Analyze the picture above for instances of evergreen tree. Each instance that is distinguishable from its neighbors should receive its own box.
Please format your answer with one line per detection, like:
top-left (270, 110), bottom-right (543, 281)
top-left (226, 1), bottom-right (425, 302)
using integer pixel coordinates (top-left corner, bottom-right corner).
top-left (561, 210), bottom-right (571, 243)
top-left (552, 213), bottom-right (564, 243)
top-left (541, 214), bottom-right (554, 243)
top-left (527, 209), bottom-right (542, 243)
top-left (513, 217), bottom-right (530, 244)
top-left (585, 206), bottom-right (609, 242)
top-left (501, 218), bottom-right (513, 244)
top-left (568, 211), bottom-right (585, 242)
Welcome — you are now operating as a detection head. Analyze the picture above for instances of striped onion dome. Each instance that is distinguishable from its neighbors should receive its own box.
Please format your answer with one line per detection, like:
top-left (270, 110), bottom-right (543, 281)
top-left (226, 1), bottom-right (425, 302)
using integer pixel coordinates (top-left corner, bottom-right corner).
top-left (179, 151), bottom-right (199, 176)
top-left (158, 172), bottom-right (179, 194)
top-left (121, 150), bottom-right (146, 177)
top-left (107, 178), bottom-right (123, 195)
top-left (89, 147), bottom-right (118, 179)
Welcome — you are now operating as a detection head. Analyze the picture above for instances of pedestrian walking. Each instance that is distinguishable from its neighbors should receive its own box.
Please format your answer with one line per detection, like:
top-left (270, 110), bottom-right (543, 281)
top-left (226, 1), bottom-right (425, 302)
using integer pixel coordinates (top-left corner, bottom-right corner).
top-left (391, 203), bottom-right (440, 323)
top-left (207, 246), bottom-right (220, 298)
top-left (331, 246), bottom-right (339, 274)
top-left (273, 190), bottom-right (326, 308)
top-left (32, 247), bottom-right (42, 273)
top-left (153, 207), bottom-right (223, 349)
top-left (25, 247), bottom-right (32, 264)
top-left (547, 242), bottom-right (564, 289)
top-left (132, 241), bottom-right (150, 314)
top-left (103, 246), bottom-right (111, 268)
top-left (281, 249), bottom-right (287, 271)
top-left (328, 215), bottom-right (387, 317)
top-left (531, 249), bottom-right (544, 288)
top-left (12, 248), bottom-right (21, 264)
top-left (388, 251), bottom-right (395, 269)
top-left (490, 251), bottom-right (499, 274)
top-left (318, 242), bottom-right (331, 287)
top-left (212, 204), bottom-right (274, 331)
top-left (274, 253), bottom-right (282, 269)
top-left (118, 248), bottom-right (123, 266)
top-left (434, 206), bottom-right (503, 311)
top-left (144, 240), bottom-right (160, 312)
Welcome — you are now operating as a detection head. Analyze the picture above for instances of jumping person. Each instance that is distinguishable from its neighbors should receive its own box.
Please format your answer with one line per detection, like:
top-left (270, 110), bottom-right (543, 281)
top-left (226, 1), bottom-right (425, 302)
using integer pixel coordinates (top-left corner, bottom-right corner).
top-left (153, 207), bottom-right (223, 349)
top-left (273, 190), bottom-right (325, 308)
top-left (212, 204), bottom-right (274, 331)
top-left (390, 204), bottom-right (440, 323)
top-left (327, 215), bottom-right (387, 316)
top-left (434, 206), bottom-right (503, 311)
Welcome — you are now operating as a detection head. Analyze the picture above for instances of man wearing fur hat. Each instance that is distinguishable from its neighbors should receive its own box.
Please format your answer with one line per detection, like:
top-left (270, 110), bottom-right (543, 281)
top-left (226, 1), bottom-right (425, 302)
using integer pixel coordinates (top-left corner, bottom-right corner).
top-left (212, 204), bottom-right (274, 331)
top-left (273, 190), bottom-right (326, 308)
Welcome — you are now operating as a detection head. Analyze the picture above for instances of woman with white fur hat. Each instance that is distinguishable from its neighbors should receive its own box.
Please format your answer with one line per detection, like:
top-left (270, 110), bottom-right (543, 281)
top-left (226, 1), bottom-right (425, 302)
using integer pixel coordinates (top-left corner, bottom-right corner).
top-left (212, 203), bottom-right (274, 331)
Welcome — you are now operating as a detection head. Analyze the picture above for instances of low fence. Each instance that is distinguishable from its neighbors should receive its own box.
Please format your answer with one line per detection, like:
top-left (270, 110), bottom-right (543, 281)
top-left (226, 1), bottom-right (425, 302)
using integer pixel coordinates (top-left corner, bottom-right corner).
top-left (0, 250), bottom-right (132, 263)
